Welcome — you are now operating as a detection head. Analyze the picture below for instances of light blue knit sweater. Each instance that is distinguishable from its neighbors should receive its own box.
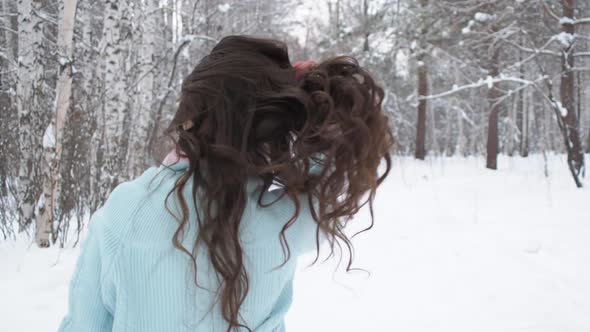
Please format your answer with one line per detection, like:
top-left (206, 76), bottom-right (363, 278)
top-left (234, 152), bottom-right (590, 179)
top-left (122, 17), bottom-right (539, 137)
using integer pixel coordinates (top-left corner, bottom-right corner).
top-left (58, 158), bottom-right (319, 332)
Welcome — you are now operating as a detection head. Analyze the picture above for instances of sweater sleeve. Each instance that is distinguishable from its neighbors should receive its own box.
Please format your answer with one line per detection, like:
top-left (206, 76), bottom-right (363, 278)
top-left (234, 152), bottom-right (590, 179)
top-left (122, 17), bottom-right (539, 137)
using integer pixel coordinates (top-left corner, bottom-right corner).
top-left (58, 207), bottom-right (115, 332)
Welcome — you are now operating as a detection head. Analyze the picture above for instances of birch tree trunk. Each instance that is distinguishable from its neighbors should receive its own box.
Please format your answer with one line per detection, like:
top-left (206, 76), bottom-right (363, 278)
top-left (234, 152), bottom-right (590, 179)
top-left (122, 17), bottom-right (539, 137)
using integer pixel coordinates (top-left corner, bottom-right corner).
top-left (97, 0), bottom-right (130, 202)
top-left (1, 0), bottom-right (16, 102)
top-left (429, 79), bottom-right (438, 155)
top-left (16, 0), bottom-right (45, 234)
top-left (456, 106), bottom-right (465, 156)
top-left (507, 93), bottom-right (517, 157)
top-left (516, 48), bottom-right (528, 157)
top-left (37, 0), bottom-right (78, 247)
top-left (86, 2), bottom-right (102, 212)
top-left (453, 68), bottom-right (465, 156)
top-left (0, 0), bottom-right (18, 238)
top-left (127, 0), bottom-right (157, 177)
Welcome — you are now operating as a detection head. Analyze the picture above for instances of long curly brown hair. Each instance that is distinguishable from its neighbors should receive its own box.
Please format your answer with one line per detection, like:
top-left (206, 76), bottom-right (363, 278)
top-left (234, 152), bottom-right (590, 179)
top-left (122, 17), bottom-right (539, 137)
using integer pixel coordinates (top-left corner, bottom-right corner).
top-left (163, 35), bottom-right (393, 331)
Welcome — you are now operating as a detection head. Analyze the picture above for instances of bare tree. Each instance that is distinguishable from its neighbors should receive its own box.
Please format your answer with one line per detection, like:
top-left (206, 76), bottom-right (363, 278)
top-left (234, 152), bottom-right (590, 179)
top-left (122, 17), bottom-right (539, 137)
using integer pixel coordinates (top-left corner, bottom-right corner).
top-left (559, 0), bottom-right (585, 180)
top-left (96, 0), bottom-right (131, 202)
top-left (16, 0), bottom-right (46, 235)
top-left (486, 27), bottom-right (502, 170)
top-left (37, 0), bottom-right (78, 246)
top-left (414, 0), bottom-right (429, 160)
top-left (126, 0), bottom-right (158, 177)
top-left (5, 0), bottom-right (590, 246)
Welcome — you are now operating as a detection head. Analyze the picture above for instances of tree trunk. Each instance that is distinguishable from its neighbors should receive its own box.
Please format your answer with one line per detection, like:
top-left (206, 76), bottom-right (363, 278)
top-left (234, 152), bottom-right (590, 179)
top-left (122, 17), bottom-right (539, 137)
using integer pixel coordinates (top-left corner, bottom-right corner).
top-left (507, 93), bottom-right (516, 157)
top-left (0, 0), bottom-right (18, 239)
top-left (415, 0), bottom-right (429, 160)
top-left (521, 88), bottom-right (530, 157)
top-left (456, 107), bottom-right (465, 156)
top-left (415, 56), bottom-right (428, 160)
top-left (363, 0), bottom-right (370, 52)
top-left (37, 0), bottom-right (78, 247)
top-left (516, 48), bottom-right (529, 157)
top-left (445, 106), bottom-right (452, 156)
top-left (429, 80), bottom-right (439, 155)
top-left (560, 0), bottom-right (585, 178)
top-left (486, 43), bottom-right (501, 170)
top-left (87, 1), bottom-right (102, 212)
top-left (97, 0), bottom-right (130, 202)
top-left (16, 0), bottom-right (45, 234)
top-left (1, 0), bottom-right (16, 103)
top-left (127, 0), bottom-right (157, 177)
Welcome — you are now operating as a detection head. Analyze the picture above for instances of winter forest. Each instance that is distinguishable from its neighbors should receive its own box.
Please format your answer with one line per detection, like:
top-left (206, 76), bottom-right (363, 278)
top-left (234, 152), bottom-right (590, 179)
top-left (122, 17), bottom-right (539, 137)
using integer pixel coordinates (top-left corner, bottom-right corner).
top-left (1, 0), bottom-right (589, 245)
top-left (2, 0), bottom-right (590, 331)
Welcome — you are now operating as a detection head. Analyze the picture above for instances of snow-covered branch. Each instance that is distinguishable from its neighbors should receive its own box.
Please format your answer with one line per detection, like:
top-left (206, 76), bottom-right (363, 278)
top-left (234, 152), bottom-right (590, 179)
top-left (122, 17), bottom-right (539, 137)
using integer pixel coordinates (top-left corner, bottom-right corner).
top-left (419, 75), bottom-right (547, 101)
top-left (503, 36), bottom-right (560, 57)
top-left (574, 17), bottom-right (590, 25)
top-left (178, 34), bottom-right (218, 44)
top-left (504, 37), bottom-right (560, 73)
top-left (560, 16), bottom-right (590, 26)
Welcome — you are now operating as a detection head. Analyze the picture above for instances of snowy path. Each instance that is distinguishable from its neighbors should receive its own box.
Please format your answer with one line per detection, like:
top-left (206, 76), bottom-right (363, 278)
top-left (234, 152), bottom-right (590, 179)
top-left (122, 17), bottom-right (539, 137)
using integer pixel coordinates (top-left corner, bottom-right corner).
top-left (2, 155), bottom-right (589, 332)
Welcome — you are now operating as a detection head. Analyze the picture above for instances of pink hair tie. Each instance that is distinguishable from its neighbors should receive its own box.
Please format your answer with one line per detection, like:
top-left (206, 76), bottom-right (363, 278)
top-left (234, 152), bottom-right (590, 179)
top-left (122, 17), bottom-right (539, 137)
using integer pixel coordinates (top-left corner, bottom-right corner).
top-left (293, 60), bottom-right (318, 79)
top-left (162, 148), bottom-right (188, 166)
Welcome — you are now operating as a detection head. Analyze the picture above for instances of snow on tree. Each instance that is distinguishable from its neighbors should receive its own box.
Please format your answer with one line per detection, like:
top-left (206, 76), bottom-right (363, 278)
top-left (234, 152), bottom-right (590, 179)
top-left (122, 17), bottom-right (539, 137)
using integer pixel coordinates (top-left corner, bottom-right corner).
top-left (126, 0), bottom-right (157, 178)
top-left (96, 0), bottom-right (131, 201)
top-left (2, 0), bottom-right (589, 246)
top-left (16, 0), bottom-right (48, 243)
top-left (37, 0), bottom-right (78, 247)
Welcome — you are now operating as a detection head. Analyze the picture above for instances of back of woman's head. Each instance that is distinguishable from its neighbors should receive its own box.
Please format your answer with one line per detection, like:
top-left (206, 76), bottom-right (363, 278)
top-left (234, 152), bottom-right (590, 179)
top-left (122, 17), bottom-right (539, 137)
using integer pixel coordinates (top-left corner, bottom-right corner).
top-left (164, 35), bottom-right (393, 331)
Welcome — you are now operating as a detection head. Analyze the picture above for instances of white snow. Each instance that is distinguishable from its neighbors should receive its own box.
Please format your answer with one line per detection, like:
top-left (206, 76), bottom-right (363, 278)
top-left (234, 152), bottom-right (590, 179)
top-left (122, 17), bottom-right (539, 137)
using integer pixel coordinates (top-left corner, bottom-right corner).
top-left (559, 17), bottom-right (575, 25)
top-left (342, 26), bottom-right (353, 34)
top-left (554, 32), bottom-right (575, 48)
top-left (555, 100), bottom-right (568, 117)
top-left (461, 20), bottom-right (475, 35)
top-left (474, 12), bottom-right (494, 23)
top-left (485, 75), bottom-right (494, 89)
top-left (57, 55), bottom-right (70, 67)
top-left (1, 155), bottom-right (590, 332)
top-left (217, 3), bottom-right (230, 13)
top-left (42, 124), bottom-right (55, 149)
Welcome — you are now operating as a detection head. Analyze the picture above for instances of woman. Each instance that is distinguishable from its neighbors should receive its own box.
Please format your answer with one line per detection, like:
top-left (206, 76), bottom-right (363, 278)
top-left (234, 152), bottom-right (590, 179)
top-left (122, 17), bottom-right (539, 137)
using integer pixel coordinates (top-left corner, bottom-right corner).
top-left (59, 35), bottom-right (393, 332)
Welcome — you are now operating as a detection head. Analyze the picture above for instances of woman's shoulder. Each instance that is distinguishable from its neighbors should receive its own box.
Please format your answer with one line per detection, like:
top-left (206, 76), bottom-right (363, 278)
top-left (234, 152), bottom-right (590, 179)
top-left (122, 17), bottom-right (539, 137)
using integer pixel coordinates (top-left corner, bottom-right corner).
top-left (103, 167), bottom-right (163, 212)
top-left (91, 165), bottom-right (172, 236)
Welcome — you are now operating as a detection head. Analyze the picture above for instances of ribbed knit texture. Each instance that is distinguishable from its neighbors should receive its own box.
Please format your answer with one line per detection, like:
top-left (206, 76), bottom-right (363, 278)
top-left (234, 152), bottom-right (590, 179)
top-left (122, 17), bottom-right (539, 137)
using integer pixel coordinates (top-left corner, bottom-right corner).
top-left (58, 159), bottom-right (319, 332)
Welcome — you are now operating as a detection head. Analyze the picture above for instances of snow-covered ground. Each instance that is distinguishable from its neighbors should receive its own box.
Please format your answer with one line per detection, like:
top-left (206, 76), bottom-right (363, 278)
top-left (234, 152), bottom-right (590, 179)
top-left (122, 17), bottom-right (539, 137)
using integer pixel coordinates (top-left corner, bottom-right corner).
top-left (2, 154), bottom-right (589, 332)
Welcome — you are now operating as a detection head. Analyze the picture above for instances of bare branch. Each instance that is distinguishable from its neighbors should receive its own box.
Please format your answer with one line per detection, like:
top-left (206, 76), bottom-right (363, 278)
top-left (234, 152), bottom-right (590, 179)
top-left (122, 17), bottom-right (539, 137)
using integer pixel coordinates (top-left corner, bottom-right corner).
top-left (419, 75), bottom-right (547, 101)
top-left (537, 0), bottom-right (560, 21)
